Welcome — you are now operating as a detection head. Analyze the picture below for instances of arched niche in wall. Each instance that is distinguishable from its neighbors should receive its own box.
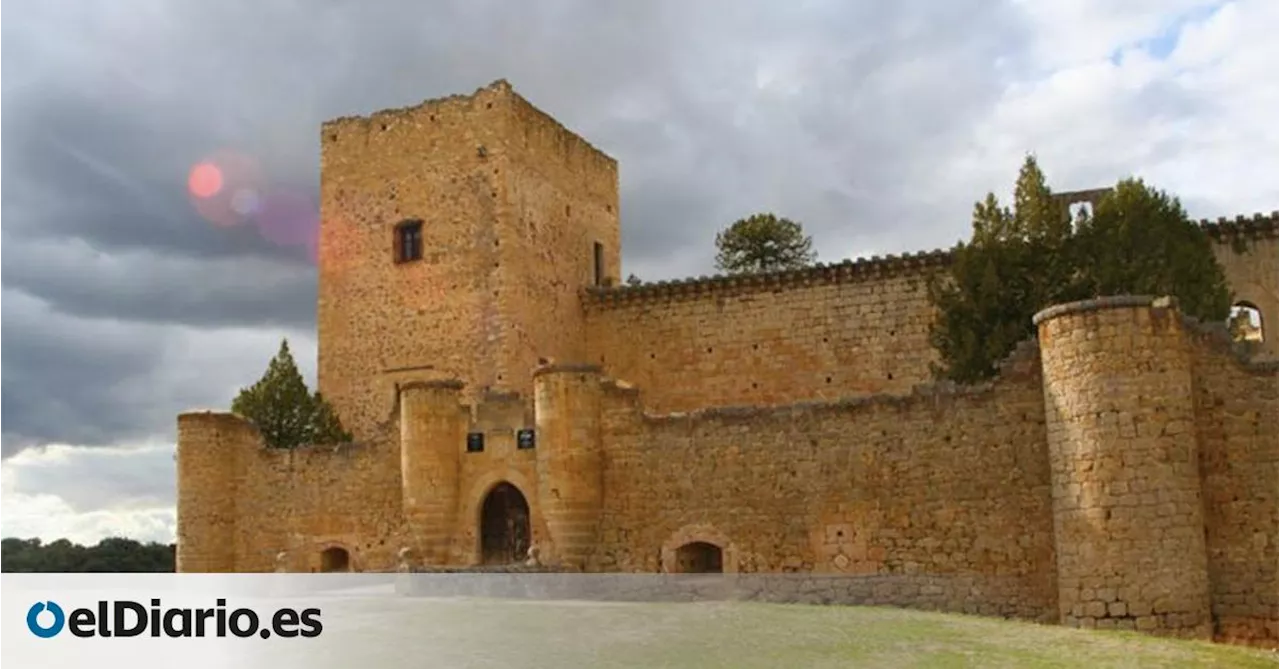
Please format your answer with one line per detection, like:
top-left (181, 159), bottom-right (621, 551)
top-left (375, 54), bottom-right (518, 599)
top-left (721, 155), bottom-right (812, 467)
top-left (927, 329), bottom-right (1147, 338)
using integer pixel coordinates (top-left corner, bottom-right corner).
top-left (319, 544), bottom-right (353, 573)
top-left (659, 524), bottom-right (739, 574)
top-left (1227, 301), bottom-right (1265, 345)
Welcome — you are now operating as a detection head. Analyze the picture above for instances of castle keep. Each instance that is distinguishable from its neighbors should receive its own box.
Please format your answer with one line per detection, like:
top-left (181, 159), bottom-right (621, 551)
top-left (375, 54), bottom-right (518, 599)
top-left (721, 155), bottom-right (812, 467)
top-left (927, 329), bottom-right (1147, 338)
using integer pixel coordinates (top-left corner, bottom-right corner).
top-left (176, 80), bottom-right (1278, 646)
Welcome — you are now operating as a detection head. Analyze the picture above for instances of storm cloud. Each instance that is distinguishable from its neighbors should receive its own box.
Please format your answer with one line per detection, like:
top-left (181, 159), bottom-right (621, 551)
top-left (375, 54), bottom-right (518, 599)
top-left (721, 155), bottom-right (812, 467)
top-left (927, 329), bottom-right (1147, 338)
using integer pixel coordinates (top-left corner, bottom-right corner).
top-left (1, 0), bottom-right (1276, 540)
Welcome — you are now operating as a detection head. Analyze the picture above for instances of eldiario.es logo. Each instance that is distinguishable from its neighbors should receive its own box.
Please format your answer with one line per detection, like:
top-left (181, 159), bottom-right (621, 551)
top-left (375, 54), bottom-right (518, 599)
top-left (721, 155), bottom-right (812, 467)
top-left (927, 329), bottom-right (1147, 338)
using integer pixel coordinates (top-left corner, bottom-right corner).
top-left (27, 599), bottom-right (322, 639)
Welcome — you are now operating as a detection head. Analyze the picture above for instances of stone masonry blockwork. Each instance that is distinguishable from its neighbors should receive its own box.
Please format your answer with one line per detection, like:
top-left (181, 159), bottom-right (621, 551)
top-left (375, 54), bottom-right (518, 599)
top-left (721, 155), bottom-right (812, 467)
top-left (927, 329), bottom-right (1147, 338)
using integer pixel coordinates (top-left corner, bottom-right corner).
top-left (1038, 298), bottom-right (1213, 638)
top-left (175, 80), bottom-right (1279, 648)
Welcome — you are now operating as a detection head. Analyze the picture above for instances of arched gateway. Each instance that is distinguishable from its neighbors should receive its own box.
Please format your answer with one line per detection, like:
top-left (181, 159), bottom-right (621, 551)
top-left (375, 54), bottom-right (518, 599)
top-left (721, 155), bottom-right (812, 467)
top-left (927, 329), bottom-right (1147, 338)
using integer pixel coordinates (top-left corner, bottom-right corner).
top-left (479, 482), bottom-right (531, 564)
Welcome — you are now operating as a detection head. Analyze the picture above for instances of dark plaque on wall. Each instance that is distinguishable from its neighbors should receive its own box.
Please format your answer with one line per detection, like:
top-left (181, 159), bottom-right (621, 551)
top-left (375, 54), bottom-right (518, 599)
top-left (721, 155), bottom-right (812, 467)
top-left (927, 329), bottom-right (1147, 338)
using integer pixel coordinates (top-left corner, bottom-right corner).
top-left (466, 432), bottom-right (485, 453)
top-left (516, 429), bottom-right (536, 450)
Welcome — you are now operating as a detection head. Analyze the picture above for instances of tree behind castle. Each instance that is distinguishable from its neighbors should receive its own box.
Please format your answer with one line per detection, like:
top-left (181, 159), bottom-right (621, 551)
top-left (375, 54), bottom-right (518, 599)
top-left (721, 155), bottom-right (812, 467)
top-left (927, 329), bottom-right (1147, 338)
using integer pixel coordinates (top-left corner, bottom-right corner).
top-left (231, 339), bottom-right (352, 449)
top-left (928, 156), bottom-right (1233, 384)
top-left (714, 213), bottom-right (817, 274)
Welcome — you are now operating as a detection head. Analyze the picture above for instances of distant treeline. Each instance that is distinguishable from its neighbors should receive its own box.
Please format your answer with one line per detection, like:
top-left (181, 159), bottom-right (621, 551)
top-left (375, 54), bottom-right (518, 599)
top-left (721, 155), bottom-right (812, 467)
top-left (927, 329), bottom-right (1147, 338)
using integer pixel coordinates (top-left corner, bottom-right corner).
top-left (2, 537), bottom-right (175, 572)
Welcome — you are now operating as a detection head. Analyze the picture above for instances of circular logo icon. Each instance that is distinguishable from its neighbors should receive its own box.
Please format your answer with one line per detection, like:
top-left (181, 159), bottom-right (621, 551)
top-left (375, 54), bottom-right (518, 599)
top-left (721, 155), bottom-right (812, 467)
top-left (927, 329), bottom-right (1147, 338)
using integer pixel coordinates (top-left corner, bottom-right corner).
top-left (27, 601), bottom-right (66, 638)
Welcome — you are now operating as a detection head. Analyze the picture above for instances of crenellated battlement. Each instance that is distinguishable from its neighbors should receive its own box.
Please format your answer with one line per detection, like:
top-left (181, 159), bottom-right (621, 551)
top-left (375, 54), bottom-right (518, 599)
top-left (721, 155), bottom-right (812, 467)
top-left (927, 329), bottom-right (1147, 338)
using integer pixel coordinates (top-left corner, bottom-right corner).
top-left (1197, 211), bottom-right (1278, 241)
top-left (585, 249), bottom-right (952, 307)
top-left (582, 211), bottom-right (1277, 310)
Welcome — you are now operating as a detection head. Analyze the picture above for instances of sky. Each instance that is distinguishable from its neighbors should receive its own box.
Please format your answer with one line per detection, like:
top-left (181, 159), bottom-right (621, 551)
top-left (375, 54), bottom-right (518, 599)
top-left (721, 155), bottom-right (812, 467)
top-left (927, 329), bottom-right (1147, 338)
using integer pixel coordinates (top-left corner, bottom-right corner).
top-left (2, 0), bottom-right (1277, 546)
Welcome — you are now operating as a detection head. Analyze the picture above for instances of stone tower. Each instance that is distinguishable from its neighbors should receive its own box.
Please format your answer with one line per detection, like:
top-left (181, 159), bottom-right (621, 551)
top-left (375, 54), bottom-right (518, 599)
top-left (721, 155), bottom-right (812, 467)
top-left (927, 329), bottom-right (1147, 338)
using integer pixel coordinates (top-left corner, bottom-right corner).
top-left (315, 80), bottom-right (621, 440)
top-left (1036, 296), bottom-right (1213, 638)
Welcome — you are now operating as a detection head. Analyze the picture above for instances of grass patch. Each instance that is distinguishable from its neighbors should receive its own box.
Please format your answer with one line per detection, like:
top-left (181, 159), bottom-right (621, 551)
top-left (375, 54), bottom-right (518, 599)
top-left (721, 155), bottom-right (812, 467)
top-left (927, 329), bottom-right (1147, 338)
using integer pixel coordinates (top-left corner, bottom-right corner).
top-left (255, 596), bottom-right (1276, 668)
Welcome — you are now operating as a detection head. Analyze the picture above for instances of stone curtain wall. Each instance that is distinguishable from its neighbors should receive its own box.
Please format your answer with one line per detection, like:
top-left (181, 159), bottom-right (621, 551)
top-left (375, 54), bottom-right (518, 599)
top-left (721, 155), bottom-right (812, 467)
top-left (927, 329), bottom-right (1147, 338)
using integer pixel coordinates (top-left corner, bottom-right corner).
top-left (176, 411), bottom-right (405, 574)
top-left (583, 253), bottom-right (948, 415)
top-left (1189, 320), bottom-right (1279, 646)
top-left (579, 216), bottom-right (1276, 420)
top-left (583, 342), bottom-right (1060, 623)
top-left (238, 438), bottom-right (404, 573)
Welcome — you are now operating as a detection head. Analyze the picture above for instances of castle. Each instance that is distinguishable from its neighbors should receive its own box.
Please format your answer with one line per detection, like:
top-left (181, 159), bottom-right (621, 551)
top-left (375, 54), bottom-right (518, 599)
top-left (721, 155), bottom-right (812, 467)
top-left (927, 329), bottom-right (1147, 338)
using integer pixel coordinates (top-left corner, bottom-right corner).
top-left (175, 80), bottom-right (1278, 646)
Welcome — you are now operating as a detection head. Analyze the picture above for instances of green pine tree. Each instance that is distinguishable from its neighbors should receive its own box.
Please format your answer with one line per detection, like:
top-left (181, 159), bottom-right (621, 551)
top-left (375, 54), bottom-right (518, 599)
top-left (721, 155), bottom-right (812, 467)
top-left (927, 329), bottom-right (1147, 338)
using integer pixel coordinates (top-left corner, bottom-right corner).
top-left (929, 156), bottom-right (1083, 383)
top-left (309, 390), bottom-right (352, 445)
top-left (231, 339), bottom-right (352, 449)
top-left (1073, 178), bottom-right (1232, 323)
top-left (714, 213), bottom-right (817, 274)
top-left (928, 157), bottom-right (1230, 384)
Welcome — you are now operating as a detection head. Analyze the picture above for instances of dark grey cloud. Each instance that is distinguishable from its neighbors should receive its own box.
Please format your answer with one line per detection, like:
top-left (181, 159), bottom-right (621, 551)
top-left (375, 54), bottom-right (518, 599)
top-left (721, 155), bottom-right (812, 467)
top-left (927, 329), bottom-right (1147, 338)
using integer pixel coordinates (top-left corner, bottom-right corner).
top-left (3, 0), bottom-right (1272, 462)
top-left (0, 77), bottom-right (295, 253)
top-left (2, 0), bottom-right (1025, 454)
top-left (1, 290), bottom-right (164, 454)
top-left (1, 239), bottom-right (317, 330)
top-left (0, 288), bottom-right (317, 456)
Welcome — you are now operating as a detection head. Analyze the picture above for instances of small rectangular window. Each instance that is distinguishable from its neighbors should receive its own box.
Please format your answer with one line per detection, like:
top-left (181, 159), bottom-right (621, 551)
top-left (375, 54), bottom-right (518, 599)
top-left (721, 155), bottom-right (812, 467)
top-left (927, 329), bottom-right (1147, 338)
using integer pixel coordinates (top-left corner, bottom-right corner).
top-left (395, 220), bottom-right (424, 263)
top-left (593, 242), bottom-right (604, 286)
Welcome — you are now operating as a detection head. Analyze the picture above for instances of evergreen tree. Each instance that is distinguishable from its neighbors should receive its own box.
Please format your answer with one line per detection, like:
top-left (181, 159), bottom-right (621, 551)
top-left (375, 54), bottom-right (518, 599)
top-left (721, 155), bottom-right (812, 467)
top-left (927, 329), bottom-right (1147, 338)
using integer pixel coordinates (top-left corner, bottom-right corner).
top-left (714, 213), bottom-right (817, 274)
top-left (309, 390), bottom-right (352, 445)
top-left (929, 157), bottom-right (1231, 383)
top-left (1073, 178), bottom-right (1232, 323)
top-left (231, 339), bottom-right (352, 449)
top-left (929, 157), bottom-right (1085, 383)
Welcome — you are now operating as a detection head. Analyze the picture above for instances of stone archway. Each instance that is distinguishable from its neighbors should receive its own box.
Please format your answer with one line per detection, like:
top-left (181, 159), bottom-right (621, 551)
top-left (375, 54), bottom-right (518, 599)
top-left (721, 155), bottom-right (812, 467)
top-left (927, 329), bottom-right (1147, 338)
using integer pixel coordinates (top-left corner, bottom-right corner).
top-left (660, 524), bottom-right (739, 574)
top-left (479, 482), bottom-right (531, 565)
top-left (1228, 301), bottom-right (1265, 344)
top-left (674, 541), bottom-right (723, 573)
top-left (319, 546), bottom-right (351, 572)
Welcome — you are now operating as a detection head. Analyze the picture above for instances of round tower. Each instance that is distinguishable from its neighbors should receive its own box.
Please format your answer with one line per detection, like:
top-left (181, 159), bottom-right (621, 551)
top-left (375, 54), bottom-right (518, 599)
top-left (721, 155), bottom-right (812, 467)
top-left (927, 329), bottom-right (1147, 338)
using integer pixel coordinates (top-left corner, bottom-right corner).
top-left (399, 380), bottom-right (466, 565)
top-left (1035, 296), bottom-right (1212, 638)
top-left (533, 364), bottom-right (605, 570)
top-left (175, 411), bottom-right (254, 573)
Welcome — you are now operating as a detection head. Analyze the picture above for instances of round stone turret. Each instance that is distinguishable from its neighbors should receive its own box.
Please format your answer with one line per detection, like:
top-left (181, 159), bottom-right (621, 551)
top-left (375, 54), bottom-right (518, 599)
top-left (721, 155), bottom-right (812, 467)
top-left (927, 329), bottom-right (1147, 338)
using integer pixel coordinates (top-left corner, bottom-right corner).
top-left (1035, 296), bottom-right (1212, 638)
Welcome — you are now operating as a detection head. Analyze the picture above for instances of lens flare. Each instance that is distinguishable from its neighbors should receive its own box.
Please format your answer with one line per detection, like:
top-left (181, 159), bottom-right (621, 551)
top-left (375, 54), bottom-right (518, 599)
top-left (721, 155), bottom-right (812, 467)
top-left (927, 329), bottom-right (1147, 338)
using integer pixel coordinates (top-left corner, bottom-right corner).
top-left (231, 188), bottom-right (261, 217)
top-left (188, 151), bottom-right (263, 228)
top-left (256, 189), bottom-right (317, 249)
top-left (185, 150), bottom-right (322, 264)
top-left (187, 163), bottom-right (223, 198)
